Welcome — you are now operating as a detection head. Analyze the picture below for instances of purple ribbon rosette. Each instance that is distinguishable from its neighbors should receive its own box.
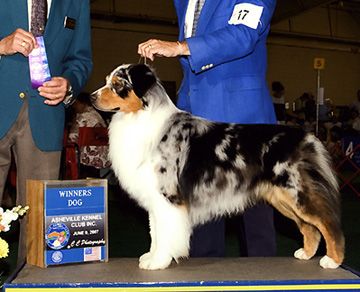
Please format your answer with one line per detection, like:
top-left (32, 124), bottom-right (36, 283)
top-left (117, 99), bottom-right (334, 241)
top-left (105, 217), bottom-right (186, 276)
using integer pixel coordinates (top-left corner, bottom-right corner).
top-left (29, 36), bottom-right (51, 89)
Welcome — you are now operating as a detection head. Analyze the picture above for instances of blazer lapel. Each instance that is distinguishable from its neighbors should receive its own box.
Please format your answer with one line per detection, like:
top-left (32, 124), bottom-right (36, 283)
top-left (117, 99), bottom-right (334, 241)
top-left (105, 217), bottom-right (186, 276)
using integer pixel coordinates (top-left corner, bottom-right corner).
top-left (8, 0), bottom-right (29, 31)
top-left (44, 0), bottom-right (71, 45)
top-left (195, 0), bottom-right (222, 36)
top-left (176, 0), bottom-right (189, 41)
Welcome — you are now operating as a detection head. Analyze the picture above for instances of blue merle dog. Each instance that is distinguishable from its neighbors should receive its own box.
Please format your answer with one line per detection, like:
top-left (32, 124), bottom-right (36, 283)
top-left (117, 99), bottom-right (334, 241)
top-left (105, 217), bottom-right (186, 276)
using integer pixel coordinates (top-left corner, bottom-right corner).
top-left (91, 63), bottom-right (344, 270)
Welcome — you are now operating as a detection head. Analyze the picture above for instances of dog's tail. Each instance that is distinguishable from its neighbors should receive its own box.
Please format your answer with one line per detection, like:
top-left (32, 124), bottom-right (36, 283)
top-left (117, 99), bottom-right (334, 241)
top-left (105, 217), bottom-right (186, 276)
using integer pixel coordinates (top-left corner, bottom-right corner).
top-left (301, 134), bottom-right (340, 216)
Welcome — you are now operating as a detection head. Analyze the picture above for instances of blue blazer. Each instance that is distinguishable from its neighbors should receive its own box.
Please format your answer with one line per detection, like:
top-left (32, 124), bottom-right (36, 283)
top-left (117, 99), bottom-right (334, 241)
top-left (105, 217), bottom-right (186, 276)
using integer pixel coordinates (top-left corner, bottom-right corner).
top-left (0, 0), bottom-right (92, 151)
top-left (174, 0), bottom-right (276, 124)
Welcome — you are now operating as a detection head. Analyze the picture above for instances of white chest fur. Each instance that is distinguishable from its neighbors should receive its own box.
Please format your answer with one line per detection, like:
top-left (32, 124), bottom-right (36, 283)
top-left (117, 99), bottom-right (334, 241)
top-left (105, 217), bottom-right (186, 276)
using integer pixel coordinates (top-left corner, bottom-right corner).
top-left (108, 107), bottom-right (175, 209)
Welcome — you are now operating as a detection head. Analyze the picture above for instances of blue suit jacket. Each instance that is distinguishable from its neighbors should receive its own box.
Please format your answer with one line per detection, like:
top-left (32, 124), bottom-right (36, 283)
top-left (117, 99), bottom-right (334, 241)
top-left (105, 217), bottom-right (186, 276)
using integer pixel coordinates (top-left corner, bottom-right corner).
top-left (174, 0), bottom-right (276, 124)
top-left (0, 0), bottom-right (92, 151)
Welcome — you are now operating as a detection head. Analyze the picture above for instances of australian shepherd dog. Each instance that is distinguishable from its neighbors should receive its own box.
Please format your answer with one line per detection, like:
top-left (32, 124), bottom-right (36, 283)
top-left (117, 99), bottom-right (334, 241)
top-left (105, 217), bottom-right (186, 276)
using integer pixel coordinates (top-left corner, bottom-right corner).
top-left (91, 63), bottom-right (344, 270)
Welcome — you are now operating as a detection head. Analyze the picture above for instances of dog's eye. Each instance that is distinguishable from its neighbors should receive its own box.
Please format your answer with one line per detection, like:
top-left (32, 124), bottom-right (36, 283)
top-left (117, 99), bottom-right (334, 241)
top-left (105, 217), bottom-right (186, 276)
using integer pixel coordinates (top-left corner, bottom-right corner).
top-left (111, 76), bottom-right (123, 87)
top-left (110, 76), bottom-right (132, 98)
top-left (112, 80), bottom-right (121, 87)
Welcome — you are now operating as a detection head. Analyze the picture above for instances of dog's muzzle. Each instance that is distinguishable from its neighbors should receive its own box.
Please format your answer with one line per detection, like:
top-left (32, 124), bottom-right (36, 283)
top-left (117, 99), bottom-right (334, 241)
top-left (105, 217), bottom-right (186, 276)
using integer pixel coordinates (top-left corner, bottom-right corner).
top-left (90, 90), bottom-right (99, 102)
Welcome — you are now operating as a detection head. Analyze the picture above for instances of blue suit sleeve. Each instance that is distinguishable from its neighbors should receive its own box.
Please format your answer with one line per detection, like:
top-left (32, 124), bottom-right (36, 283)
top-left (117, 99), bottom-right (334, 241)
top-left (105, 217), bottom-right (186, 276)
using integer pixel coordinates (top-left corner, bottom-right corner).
top-left (62, 0), bottom-right (93, 96)
top-left (186, 0), bottom-right (275, 74)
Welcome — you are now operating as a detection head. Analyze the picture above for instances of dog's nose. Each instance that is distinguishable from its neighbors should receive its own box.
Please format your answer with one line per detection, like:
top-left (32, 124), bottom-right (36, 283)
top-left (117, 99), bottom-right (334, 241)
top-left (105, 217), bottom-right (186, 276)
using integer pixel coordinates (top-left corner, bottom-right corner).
top-left (90, 91), bottom-right (98, 103)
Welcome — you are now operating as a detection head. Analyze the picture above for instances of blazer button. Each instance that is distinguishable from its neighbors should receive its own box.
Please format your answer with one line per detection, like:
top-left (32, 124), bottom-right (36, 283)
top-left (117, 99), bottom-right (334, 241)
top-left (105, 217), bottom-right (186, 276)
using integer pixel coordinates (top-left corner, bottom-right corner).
top-left (19, 92), bottom-right (26, 99)
top-left (201, 66), bottom-right (206, 71)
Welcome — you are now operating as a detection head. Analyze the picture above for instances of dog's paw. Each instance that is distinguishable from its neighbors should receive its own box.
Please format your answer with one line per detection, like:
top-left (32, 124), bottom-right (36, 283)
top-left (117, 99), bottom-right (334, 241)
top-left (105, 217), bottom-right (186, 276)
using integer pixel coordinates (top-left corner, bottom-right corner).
top-left (319, 255), bottom-right (340, 269)
top-left (294, 248), bottom-right (312, 260)
top-left (139, 252), bottom-right (152, 263)
top-left (138, 253), bottom-right (172, 270)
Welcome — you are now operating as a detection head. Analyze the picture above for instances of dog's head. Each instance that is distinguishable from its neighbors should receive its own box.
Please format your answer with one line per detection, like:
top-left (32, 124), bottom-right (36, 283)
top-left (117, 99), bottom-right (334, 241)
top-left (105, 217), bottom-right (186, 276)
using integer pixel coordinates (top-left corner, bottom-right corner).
top-left (91, 63), bottom-right (157, 113)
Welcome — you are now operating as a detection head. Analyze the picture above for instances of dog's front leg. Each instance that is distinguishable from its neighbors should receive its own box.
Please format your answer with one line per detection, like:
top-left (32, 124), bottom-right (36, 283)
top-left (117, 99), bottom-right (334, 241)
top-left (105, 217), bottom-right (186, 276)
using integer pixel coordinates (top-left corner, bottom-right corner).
top-left (138, 196), bottom-right (191, 270)
top-left (139, 212), bottom-right (156, 263)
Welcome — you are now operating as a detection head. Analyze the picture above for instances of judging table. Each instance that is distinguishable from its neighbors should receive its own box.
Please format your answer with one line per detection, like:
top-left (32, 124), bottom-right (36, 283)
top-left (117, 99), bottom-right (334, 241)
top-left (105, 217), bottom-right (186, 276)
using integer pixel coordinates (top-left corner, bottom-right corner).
top-left (4, 257), bottom-right (360, 291)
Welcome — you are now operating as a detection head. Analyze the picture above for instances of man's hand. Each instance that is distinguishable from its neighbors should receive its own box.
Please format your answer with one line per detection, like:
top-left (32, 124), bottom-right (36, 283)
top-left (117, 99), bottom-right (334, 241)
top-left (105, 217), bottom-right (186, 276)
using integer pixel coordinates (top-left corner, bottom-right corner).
top-left (138, 39), bottom-right (190, 61)
top-left (0, 29), bottom-right (37, 57)
top-left (38, 77), bottom-right (70, 106)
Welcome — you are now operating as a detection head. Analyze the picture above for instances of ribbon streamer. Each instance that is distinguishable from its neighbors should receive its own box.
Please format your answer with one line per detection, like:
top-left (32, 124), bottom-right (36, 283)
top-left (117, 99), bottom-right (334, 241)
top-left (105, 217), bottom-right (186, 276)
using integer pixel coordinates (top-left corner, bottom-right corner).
top-left (29, 36), bottom-right (51, 89)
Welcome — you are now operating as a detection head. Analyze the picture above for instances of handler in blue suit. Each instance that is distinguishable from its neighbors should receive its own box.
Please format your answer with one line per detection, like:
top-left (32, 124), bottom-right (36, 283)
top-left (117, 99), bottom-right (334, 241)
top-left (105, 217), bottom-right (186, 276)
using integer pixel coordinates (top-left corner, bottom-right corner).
top-left (0, 0), bottom-right (92, 264)
top-left (138, 0), bottom-right (277, 257)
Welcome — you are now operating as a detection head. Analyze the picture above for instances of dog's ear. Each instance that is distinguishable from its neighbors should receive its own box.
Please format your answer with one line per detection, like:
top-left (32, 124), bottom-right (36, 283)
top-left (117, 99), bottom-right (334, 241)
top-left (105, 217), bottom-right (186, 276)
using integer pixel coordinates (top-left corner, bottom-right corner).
top-left (128, 64), bottom-right (157, 98)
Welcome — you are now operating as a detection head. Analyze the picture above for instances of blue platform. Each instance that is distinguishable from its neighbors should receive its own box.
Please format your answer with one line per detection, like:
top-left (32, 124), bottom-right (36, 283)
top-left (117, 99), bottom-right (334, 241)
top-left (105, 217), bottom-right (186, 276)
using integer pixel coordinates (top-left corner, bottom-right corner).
top-left (4, 257), bottom-right (360, 291)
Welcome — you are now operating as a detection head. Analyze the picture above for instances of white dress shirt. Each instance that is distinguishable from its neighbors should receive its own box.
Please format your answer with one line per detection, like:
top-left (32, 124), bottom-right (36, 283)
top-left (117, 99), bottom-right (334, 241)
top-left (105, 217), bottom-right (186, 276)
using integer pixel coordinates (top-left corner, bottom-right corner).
top-left (184, 0), bottom-right (199, 38)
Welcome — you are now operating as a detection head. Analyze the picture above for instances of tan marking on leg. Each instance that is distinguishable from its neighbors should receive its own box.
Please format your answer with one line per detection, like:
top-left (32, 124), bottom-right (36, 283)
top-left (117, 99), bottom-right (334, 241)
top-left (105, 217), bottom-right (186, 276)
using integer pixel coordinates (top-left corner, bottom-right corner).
top-left (299, 223), bottom-right (321, 258)
top-left (262, 186), bottom-right (321, 260)
top-left (264, 186), bottom-right (344, 266)
top-left (300, 215), bottom-right (344, 265)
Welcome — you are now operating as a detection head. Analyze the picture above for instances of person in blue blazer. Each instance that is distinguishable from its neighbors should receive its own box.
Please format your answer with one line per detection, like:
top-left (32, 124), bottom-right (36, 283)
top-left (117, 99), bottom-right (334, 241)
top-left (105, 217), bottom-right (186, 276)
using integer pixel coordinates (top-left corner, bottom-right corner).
top-left (139, 0), bottom-right (277, 257)
top-left (0, 0), bottom-right (92, 264)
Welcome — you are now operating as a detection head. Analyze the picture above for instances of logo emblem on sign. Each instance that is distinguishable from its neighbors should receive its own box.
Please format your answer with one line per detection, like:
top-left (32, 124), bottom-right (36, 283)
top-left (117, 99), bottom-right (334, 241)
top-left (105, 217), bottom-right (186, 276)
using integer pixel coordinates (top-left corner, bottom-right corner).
top-left (51, 251), bottom-right (64, 263)
top-left (46, 223), bottom-right (70, 250)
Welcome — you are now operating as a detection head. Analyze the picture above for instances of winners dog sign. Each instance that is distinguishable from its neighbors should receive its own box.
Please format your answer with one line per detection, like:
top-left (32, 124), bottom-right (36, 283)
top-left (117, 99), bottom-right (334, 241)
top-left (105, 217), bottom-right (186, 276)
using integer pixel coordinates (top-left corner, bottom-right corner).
top-left (26, 179), bottom-right (108, 267)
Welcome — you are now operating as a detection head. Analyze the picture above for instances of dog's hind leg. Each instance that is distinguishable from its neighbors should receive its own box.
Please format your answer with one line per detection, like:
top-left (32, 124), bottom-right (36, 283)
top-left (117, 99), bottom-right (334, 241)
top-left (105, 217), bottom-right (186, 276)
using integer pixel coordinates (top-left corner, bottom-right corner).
top-left (294, 180), bottom-right (344, 268)
top-left (265, 187), bottom-right (321, 261)
top-left (293, 223), bottom-right (321, 260)
top-left (295, 210), bottom-right (344, 269)
top-left (265, 186), bottom-right (344, 269)
top-left (139, 195), bottom-right (191, 270)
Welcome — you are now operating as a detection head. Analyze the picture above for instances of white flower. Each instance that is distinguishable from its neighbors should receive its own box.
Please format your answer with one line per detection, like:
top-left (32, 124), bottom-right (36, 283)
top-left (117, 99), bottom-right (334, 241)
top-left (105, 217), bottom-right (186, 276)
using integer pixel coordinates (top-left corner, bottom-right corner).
top-left (0, 205), bottom-right (29, 258)
top-left (0, 210), bottom-right (18, 232)
top-left (0, 205), bottom-right (28, 233)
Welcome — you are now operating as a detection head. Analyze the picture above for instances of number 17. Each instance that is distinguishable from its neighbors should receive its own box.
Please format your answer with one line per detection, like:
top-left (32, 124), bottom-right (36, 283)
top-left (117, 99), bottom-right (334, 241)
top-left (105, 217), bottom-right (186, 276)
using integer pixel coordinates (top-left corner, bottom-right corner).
top-left (238, 9), bottom-right (249, 20)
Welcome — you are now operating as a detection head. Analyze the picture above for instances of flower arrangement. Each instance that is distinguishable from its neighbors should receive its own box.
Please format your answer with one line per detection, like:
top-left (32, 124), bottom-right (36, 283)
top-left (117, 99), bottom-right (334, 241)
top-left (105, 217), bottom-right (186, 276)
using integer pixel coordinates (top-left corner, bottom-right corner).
top-left (0, 205), bottom-right (29, 258)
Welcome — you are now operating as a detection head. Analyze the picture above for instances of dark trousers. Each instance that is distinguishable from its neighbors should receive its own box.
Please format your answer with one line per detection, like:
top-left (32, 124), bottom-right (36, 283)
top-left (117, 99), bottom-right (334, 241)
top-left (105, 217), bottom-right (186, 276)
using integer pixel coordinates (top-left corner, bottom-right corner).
top-left (190, 203), bottom-right (276, 257)
top-left (79, 164), bottom-right (101, 179)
